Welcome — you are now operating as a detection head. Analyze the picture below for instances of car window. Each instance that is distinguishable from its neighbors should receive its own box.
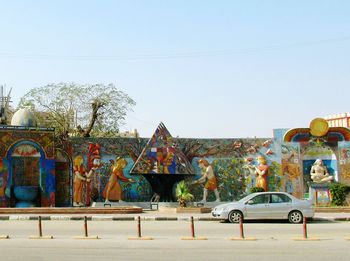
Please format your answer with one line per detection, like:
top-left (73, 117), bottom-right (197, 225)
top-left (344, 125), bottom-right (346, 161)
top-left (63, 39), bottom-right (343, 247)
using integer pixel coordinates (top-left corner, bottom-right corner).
top-left (250, 194), bottom-right (270, 204)
top-left (271, 194), bottom-right (292, 203)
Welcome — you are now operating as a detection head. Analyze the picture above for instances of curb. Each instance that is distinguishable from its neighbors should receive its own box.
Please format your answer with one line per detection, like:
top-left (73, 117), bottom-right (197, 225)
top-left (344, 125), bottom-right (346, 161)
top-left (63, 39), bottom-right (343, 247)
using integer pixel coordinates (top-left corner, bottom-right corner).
top-left (0, 216), bottom-right (349, 222)
top-left (0, 216), bottom-right (217, 221)
top-left (314, 217), bottom-right (350, 222)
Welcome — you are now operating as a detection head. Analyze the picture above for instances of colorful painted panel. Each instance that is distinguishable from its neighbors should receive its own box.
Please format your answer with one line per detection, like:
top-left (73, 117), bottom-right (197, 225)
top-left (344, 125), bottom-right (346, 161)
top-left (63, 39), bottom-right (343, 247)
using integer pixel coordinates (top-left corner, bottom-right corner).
top-left (181, 138), bottom-right (282, 201)
top-left (12, 144), bottom-right (40, 157)
top-left (281, 143), bottom-right (303, 198)
top-left (0, 128), bottom-right (55, 159)
top-left (0, 159), bottom-right (9, 207)
top-left (338, 141), bottom-right (350, 186)
top-left (310, 184), bottom-right (331, 206)
top-left (40, 159), bottom-right (56, 207)
top-left (55, 150), bottom-right (71, 207)
top-left (12, 157), bottom-right (40, 186)
top-left (71, 138), bottom-right (152, 203)
top-left (130, 123), bottom-right (195, 175)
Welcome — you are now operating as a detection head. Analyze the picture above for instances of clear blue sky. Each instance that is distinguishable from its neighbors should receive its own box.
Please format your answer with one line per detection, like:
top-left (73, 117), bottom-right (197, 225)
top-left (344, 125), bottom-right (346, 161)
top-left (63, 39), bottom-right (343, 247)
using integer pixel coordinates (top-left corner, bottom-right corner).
top-left (1, 1), bottom-right (349, 138)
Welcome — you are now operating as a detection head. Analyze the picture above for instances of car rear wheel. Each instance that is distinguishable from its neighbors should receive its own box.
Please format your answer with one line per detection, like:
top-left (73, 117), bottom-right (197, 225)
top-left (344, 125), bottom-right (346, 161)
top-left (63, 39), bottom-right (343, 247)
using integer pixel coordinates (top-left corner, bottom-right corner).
top-left (228, 210), bottom-right (242, 223)
top-left (288, 210), bottom-right (303, 224)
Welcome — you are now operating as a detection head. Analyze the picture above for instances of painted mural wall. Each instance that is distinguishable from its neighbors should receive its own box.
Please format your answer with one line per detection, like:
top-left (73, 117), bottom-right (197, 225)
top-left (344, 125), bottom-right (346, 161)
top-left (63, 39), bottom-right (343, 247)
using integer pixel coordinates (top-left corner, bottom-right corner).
top-left (70, 137), bottom-right (292, 203)
top-left (2, 118), bottom-right (350, 207)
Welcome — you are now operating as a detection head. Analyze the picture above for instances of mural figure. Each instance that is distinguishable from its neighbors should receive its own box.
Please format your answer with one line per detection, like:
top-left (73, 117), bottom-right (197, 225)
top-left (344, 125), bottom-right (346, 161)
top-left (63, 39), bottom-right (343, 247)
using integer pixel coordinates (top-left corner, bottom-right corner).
top-left (103, 157), bottom-right (134, 204)
top-left (192, 159), bottom-right (220, 202)
top-left (243, 157), bottom-right (256, 193)
top-left (73, 155), bottom-right (87, 207)
top-left (310, 159), bottom-right (333, 183)
top-left (86, 143), bottom-right (102, 206)
top-left (73, 154), bottom-right (98, 207)
top-left (255, 156), bottom-right (269, 192)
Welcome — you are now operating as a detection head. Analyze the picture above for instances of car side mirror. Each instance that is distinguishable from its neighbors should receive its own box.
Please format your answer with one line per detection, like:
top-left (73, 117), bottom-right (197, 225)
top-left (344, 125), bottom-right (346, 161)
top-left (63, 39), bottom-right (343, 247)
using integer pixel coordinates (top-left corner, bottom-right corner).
top-left (246, 200), bottom-right (254, 205)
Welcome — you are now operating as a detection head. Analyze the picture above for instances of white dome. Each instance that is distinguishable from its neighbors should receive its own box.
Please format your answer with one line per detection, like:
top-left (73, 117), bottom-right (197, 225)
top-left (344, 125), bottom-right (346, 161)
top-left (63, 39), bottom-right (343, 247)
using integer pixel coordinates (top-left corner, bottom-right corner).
top-left (11, 108), bottom-right (37, 127)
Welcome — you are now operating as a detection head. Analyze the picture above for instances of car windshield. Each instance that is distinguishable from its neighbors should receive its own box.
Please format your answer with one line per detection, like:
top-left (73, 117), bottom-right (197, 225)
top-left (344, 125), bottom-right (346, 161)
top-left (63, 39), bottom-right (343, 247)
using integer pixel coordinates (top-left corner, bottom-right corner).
top-left (237, 194), bottom-right (255, 203)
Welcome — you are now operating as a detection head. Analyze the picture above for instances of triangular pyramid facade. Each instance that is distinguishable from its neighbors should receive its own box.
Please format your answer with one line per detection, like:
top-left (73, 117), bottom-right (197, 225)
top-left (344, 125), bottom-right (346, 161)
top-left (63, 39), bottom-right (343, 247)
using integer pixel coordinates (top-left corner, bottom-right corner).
top-left (130, 122), bottom-right (195, 175)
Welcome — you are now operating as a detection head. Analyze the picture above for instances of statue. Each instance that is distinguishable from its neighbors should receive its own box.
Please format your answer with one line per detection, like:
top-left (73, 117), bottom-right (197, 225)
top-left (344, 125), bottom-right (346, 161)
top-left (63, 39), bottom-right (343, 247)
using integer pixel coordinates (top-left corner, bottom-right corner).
top-left (310, 159), bottom-right (333, 183)
top-left (255, 156), bottom-right (269, 192)
top-left (192, 159), bottom-right (220, 202)
top-left (103, 157), bottom-right (134, 204)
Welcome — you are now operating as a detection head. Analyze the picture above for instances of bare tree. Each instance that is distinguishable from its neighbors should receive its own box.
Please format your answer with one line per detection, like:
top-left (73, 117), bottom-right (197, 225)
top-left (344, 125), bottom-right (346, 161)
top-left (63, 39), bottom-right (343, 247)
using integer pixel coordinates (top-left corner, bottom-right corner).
top-left (17, 83), bottom-right (135, 137)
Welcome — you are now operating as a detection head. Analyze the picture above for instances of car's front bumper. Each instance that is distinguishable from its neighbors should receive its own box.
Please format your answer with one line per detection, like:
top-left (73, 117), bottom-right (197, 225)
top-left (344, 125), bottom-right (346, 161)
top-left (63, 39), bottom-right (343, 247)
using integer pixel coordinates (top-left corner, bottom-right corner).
top-left (211, 209), bottom-right (229, 220)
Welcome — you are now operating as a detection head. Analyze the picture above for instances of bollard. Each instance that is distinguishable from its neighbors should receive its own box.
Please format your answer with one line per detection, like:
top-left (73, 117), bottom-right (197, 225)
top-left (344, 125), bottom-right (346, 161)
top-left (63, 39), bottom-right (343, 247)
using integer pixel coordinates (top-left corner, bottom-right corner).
top-left (293, 216), bottom-right (320, 241)
top-left (181, 216), bottom-right (207, 240)
top-left (128, 216), bottom-right (153, 240)
top-left (190, 216), bottom-right (195, 238)
top-left (303, 217), bottom-right (307, 239)
top-left (74, 216), bottom-right (99, 239)
top-left (84, 216), bottom-right (88, 237)
top-left (137, 216), bottom-right (142, 238)
top-left (239, 217), bottom-right (244, 239)
top-left (29, 216), bottom-right (53, 239)
top-left (38, 216), bottom-right (43, 237)
top-left (229, 215), bottom-right (256, 241)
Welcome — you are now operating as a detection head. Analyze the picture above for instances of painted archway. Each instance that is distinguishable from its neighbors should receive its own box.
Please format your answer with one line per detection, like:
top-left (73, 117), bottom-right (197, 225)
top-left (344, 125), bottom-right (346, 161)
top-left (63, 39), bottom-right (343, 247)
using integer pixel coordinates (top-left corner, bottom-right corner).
top-left (6, 140), bottom-right (55, 207)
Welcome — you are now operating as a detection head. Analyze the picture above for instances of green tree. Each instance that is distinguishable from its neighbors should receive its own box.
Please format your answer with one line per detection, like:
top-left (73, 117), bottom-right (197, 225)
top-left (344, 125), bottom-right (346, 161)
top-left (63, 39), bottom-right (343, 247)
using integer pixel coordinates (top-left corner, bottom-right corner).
top-left (17, 83), bottom-right (136, 137)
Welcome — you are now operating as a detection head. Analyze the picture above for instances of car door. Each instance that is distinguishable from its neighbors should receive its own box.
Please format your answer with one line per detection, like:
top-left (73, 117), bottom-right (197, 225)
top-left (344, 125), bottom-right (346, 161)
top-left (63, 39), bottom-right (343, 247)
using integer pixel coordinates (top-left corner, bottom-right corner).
top-left (268, 193), bottom-right (292, 219)
top-left (244, 194), bottom-right (270, 219)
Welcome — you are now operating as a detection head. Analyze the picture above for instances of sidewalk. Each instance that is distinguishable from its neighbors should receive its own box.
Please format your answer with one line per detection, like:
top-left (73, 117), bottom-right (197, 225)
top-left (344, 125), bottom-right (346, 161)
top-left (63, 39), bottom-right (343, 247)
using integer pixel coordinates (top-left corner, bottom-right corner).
top-left (1, 210), bottom-right (350, 222)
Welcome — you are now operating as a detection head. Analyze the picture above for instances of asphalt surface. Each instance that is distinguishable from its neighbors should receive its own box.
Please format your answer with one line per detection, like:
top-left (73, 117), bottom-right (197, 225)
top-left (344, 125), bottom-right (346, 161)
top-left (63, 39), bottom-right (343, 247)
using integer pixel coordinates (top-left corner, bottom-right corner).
top-left (0, 220), bottom-right (349, 261)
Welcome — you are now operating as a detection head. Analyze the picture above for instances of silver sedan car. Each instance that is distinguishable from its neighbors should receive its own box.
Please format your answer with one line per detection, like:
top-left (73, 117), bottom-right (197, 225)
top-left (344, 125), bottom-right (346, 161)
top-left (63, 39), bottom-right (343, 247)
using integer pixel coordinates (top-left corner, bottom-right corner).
top-left (211, 192), bottom-right (314, 224)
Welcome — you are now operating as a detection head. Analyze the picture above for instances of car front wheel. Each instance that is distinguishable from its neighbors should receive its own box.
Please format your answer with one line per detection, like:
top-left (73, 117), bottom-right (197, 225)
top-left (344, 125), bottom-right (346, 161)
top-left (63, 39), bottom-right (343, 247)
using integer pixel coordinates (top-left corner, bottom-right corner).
top-left (228, 210), bottom-right (242, 223)
top-left (288, 210), bottom-right (303, 224)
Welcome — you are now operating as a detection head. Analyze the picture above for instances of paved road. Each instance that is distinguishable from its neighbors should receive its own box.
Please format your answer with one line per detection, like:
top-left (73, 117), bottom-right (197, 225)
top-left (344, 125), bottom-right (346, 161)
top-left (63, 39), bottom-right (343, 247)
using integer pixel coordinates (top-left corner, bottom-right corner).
top-left (0, 220), bottom-right (349, 261)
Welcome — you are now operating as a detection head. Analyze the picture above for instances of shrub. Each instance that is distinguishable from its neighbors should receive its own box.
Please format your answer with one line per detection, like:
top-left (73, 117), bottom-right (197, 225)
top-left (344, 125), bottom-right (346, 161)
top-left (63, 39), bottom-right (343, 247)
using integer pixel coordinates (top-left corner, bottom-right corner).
top-left (249, 187), bottom-right (265, 194)
top-left (175, 180), bottom-right (194, 207)
top-left (329, 183), bottom-right (350, 206)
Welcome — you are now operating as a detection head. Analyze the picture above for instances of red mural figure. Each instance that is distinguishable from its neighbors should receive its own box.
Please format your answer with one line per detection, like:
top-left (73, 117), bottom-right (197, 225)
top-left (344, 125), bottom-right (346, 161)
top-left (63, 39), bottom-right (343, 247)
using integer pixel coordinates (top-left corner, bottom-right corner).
top-left (86, 143), bottom-right (102, 206)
